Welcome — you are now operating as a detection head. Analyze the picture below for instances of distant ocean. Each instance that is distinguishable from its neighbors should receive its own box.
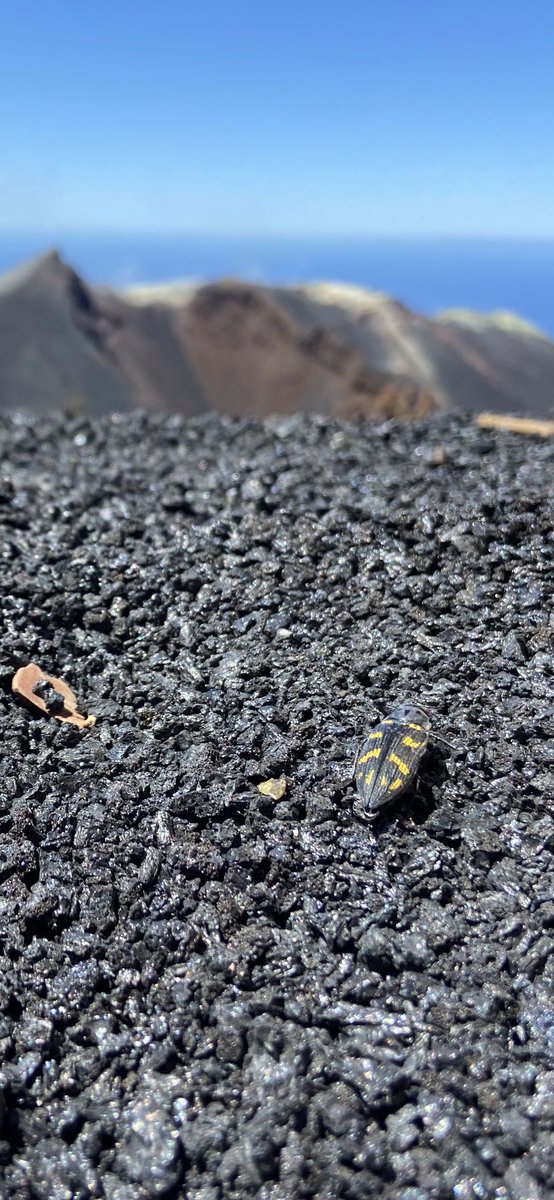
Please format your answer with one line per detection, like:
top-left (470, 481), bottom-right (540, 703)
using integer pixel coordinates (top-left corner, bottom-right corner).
top-left (2, 233), bottom-right (554, 338)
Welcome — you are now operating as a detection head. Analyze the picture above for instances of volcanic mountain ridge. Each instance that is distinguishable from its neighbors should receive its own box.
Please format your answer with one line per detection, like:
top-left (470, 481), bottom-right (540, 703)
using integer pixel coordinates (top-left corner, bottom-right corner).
top-left (0, 250), bottom-right (552, 418)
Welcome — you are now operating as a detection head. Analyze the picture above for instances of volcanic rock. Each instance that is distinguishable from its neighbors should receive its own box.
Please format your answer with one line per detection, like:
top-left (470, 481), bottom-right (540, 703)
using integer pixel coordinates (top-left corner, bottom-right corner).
top-left (0, 410), bottom-right (553, 1197)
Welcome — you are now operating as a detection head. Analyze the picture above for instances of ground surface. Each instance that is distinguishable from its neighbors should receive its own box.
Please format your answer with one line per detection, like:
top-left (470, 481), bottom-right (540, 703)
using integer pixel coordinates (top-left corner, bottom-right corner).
top-left (0, 411), bottom-right (553, 1200)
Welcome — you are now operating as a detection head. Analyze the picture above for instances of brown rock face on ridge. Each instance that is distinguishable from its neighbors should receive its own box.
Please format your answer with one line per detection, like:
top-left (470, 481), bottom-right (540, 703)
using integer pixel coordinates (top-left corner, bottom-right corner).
top-left (178, 281), bottom-right (436, 419)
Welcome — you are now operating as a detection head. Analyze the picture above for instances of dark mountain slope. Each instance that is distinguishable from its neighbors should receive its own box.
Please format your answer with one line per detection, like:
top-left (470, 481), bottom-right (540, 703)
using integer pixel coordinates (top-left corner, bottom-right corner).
top-left (0, 252), bottom-right (134, 414)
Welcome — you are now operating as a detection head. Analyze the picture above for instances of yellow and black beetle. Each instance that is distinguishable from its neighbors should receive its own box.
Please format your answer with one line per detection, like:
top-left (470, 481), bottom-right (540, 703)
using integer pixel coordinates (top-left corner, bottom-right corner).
top-left (354, 700), bottom-right (433, 822)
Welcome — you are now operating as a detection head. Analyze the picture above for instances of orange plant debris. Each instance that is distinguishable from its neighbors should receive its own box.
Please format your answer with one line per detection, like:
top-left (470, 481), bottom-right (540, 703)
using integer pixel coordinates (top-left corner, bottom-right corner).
top-left (12, 663), bottom-right (96, 729)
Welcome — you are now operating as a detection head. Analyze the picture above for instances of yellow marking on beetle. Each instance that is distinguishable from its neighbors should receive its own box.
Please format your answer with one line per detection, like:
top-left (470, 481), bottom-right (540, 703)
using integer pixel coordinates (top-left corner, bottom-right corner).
top-left (364, 768), bottom-right (375, 787)
top-left (407, 722), bottom-right (424, 731)
top-left (403, 735), bottom-right (425, 749)
top-left (388, 753), bottom-right (410, 776)
top-left (368, 731), bottom-right (384, 739)
top-left (380, 774), bottom-right (389, 786)
top-left (381, 719), bottom-right (394, 725)
top-left (358, 747), bottom-right (382, 763)
top-left (388, 778), bottom-right (404, 792)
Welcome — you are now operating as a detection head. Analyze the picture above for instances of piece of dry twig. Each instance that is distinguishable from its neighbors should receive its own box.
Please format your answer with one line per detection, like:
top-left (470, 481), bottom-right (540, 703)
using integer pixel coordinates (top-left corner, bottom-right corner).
top-left (476, 413), bottom-right (554, 437)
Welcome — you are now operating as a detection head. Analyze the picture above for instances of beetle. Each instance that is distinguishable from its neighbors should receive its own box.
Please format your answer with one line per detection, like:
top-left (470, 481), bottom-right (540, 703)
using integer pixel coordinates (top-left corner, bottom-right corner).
top-left (354, 700), bottom-right (433, 822)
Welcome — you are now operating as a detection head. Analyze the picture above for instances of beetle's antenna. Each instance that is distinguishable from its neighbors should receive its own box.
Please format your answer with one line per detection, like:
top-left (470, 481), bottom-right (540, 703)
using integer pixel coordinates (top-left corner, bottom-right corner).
top-left (416, 698), bottom-right (455, 750)
top-left (432, 730), bottom-right (455, 750)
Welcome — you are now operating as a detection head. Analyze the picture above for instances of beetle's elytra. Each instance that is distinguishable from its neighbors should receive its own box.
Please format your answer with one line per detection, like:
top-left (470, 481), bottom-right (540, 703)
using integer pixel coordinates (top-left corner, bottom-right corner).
top-left (354, 700), bottom-right (431, 821)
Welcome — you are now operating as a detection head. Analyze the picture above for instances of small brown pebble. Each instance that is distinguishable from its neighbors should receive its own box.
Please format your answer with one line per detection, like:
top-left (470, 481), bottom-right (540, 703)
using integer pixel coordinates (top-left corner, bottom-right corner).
top-left (12, 663), bottom-right (96, 729)
top-left (257, 776), bottom-right (287, 800)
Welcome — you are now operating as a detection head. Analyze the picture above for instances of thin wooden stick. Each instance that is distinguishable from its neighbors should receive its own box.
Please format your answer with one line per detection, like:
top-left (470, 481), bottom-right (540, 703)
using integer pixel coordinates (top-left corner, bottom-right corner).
top-left (476, 413), bottom-right (554, 437)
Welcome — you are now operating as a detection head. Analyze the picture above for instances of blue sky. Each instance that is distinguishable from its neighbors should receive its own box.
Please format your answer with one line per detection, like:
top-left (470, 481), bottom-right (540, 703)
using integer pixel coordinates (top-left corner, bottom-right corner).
top-left (1, 0), bottom-right (553, 237)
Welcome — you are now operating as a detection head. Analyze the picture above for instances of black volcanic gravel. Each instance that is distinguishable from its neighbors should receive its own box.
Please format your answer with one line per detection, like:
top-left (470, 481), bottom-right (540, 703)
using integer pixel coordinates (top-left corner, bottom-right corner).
top-left (0, 411), bottom-right (553, 1200)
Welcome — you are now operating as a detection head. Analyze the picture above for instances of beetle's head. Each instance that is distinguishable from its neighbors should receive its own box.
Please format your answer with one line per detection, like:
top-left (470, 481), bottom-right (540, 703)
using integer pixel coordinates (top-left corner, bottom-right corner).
top-left (391, 700), bottom-right (431, 730)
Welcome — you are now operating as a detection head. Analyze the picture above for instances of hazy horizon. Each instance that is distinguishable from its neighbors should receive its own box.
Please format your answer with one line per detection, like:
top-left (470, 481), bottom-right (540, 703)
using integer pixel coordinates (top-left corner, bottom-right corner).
top-left (3, 231), bottom-right (554, 243)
